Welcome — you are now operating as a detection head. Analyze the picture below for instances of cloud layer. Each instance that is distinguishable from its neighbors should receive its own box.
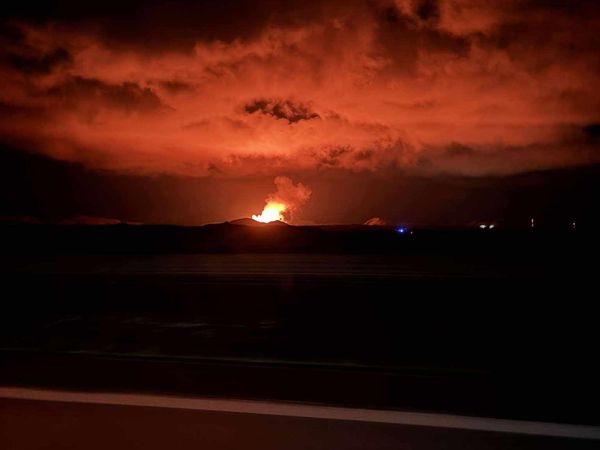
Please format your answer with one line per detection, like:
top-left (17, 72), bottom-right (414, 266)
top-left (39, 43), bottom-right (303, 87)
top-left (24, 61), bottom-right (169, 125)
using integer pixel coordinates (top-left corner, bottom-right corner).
top-left (1, 0), bottom-right (599, 177)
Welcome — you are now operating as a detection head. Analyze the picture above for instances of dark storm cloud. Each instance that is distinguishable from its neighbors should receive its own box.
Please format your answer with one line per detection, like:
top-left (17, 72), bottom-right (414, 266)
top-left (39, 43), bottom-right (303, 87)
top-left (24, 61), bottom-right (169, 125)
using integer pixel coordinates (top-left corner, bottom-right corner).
top-left (0, 22), bottom-right (72, 76)
top-left (0, 0), bottom-right (340, 52)
top-left (416, 132), bottom-right (600, 176)
top-left (414, 0), bottom-right (440, 22)
top-left (6, 47), bottom-right (71, 74)
top-left (354, 150), bottom-right (375, 161)
top-left (158, 80), bottom-right (195, 94)
top-left (244, 98), bottom-right (320, 124)
top-left (583, 124), bottom-right (600, 141)
top-left (46, 77), bottom-right (166, 112)
top-left (0, 101), bottom-right (45, 119)
top-left (316, 147), bottom-right (352, 168)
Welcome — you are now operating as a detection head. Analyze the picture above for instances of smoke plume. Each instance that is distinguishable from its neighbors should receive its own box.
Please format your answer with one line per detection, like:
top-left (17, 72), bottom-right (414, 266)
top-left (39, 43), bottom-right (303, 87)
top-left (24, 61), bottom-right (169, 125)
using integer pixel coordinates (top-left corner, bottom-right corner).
top-left (253, 176), bottom-right (311, 223)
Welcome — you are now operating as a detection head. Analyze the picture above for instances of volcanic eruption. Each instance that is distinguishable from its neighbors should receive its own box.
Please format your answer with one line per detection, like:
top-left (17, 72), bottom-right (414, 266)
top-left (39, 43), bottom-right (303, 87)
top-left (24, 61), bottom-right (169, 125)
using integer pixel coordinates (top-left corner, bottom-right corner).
top-left (252, 177), bottom-right (311, 223)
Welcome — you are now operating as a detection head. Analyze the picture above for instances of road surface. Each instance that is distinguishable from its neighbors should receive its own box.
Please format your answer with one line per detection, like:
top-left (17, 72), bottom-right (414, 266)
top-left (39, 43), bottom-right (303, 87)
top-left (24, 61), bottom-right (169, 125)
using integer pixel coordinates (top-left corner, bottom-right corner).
top-left (2, 387), bottom-right (600, 450)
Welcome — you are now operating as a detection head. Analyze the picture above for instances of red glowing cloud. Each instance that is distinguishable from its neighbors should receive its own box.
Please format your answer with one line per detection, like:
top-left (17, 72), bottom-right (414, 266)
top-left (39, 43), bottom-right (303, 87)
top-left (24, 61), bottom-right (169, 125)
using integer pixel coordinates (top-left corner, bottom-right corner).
top-left (1, 0), bottom-right (599, 177)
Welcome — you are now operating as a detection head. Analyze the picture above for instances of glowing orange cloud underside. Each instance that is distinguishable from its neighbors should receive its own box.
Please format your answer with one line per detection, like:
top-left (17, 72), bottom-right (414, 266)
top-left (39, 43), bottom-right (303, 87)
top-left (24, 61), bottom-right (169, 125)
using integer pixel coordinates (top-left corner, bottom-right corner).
top-left (252, 202), bottom-right (286, 223)
top-left (2, 6), bottom-right (599, 178)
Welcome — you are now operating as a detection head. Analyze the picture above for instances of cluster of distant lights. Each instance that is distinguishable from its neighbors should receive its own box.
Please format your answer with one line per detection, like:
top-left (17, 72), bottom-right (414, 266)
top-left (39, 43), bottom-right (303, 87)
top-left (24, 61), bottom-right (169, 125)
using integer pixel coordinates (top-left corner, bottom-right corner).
top-left (393, 220), bottom-right (577, 233)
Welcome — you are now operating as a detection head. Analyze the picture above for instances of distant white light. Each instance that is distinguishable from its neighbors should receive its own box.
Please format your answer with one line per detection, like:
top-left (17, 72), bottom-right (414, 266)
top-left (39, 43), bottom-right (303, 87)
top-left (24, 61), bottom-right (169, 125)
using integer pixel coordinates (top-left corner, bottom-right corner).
top-left (489, 224), bottom-right (495, 229)
top-left (479, 224), bottom-right (487, 229)
top-left (396, 227), bottom-right (406, 234)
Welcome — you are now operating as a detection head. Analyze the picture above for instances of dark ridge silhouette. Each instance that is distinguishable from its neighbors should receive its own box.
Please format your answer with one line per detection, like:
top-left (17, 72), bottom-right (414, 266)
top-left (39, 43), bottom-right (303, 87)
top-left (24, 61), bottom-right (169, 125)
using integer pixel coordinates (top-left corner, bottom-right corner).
top-left (0, 222), bottom-right (593, 256)
top-left (229, 218), bottom-right (288, 227)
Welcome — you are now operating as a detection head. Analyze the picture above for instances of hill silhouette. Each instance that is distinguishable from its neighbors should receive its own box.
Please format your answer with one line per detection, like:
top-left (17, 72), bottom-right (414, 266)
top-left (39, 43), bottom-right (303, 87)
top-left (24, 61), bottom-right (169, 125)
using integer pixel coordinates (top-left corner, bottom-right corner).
top-left (229, 218), bottom-right (288, 227)
top-left (0, 221), bottom-right (591, 256)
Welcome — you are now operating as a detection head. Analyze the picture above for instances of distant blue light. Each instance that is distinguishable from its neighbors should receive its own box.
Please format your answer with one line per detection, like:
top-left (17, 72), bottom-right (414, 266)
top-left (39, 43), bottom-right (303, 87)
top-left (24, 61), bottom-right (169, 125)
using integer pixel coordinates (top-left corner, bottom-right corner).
top-left (396, 227), bottom-right (406, 234)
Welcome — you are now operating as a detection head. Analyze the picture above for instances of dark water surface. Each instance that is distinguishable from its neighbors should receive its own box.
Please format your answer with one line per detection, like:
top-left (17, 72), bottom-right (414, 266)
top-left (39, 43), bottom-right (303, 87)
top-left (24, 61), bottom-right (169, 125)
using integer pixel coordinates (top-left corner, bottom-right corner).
top-left (1, 252), bottom-right (598, 424)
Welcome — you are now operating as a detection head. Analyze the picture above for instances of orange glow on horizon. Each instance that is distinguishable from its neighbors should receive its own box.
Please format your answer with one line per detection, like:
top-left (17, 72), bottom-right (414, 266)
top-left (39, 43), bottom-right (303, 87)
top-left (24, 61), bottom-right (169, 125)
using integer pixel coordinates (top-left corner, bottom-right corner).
top-left (252, 201), bottom-right (287, 223)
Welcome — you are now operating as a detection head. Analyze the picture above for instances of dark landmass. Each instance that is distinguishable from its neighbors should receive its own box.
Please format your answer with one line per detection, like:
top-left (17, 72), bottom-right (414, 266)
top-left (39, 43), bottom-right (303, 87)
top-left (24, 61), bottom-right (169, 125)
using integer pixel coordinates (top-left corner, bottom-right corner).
top-left (229, 218), bottom-right (288, 226)
top-left (1, 224), bottom-right (598, 427)
top-left (0, 221), bottom-right (594, 255)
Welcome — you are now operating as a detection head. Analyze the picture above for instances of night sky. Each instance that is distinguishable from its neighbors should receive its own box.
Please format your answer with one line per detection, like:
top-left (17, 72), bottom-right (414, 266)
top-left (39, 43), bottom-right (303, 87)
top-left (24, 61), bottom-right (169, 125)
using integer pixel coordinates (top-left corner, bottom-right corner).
top-left (1, 1), bottom-right (598, 226)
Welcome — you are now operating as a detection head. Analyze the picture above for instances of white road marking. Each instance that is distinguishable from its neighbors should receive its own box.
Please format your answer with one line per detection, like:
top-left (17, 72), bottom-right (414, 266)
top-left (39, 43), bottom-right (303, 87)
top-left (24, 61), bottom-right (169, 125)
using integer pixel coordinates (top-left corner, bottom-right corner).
top-left (1, 386), bottom-right (599, 440)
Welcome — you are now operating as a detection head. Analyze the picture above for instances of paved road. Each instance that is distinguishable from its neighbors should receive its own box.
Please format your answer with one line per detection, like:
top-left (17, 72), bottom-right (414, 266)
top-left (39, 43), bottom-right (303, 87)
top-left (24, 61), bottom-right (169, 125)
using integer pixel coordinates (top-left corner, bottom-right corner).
top-left (1, 387), bottom-right (599, 450)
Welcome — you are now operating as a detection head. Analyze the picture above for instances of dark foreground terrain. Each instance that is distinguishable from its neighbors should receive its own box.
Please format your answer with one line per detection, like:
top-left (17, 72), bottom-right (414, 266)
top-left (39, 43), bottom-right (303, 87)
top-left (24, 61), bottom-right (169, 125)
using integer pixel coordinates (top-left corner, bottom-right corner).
top-left (2, 397), bottom-right (598, 450)
top-left (1, 224), bottom-right (598, 447)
